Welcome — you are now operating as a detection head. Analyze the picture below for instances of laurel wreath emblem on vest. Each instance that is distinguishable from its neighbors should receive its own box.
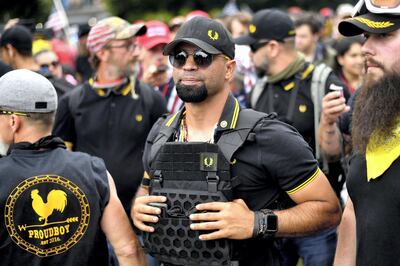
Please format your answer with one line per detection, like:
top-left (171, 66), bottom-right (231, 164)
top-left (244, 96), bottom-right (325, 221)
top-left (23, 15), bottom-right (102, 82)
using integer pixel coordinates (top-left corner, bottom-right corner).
top-left (208, 30), bottom-right (219, 41)
top-left (204, 157), bottom-right (214, 167)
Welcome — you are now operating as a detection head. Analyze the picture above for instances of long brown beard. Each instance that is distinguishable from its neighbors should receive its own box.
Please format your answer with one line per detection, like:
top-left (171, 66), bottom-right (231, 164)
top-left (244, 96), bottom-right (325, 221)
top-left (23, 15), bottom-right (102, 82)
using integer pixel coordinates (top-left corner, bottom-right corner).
top-left (352, 73), bottom-right (400, 153)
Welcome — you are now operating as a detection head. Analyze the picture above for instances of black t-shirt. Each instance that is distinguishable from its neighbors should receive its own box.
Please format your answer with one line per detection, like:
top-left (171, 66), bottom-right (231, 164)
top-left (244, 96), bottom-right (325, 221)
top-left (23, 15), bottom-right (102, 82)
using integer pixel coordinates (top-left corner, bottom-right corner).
top-left (252, 63), bottom-right (350, 155)
top-left (143, 94), bottom-right (320, 265)
top-left (0, 145), bottom-right (109, 266)
top-left (53, 78), bottom-right (167, 212)
top-left (347, 154), bottom-right (400, 266)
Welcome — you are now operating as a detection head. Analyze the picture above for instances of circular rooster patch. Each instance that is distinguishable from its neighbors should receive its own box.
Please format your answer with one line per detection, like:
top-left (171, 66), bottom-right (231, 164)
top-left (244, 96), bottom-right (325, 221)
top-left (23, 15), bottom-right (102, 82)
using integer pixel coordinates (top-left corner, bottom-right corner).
top-left (4, 175), bottom-right (90, 257)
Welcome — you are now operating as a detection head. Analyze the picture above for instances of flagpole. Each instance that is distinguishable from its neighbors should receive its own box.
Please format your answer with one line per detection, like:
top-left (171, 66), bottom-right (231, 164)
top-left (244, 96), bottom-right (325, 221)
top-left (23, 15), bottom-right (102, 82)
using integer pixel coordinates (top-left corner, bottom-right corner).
top-left (53, 0), bottom-right (72, 45)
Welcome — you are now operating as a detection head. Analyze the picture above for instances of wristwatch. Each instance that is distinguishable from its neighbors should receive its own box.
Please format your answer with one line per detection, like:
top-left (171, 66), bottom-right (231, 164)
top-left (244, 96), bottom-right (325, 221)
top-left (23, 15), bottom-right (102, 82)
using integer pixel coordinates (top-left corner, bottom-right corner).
top-left (259, 209), bottom-right (278, 237)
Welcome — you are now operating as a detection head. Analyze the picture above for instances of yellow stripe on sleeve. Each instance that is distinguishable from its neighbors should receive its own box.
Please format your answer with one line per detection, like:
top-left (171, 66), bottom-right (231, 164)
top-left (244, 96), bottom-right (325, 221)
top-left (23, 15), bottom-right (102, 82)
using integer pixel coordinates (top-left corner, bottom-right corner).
top-left (286, 168), bottom-right (321, 195)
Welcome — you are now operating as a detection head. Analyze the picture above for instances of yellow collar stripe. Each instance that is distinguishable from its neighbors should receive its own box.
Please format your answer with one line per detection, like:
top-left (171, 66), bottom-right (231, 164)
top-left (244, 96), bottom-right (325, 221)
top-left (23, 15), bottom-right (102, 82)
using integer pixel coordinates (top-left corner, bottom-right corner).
top-left (354, 17), bottom-right (394, 29)
top-left (302, 64), bottom-right (315, 80)
top-left (166, 112), bottom-right (179, 128)
top-left (230, 98), bottom-right (240, 129)
top-left (283, 64), bottom-right (314, 91)
top-left (284, 82), bottom-right (295, 91)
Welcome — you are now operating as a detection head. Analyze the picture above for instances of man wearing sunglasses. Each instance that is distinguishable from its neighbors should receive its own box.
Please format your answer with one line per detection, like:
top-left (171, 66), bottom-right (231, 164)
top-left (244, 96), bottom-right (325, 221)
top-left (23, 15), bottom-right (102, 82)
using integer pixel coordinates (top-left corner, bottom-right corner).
top-left (53, 17), bottom-right (167, 217)
top-left (0, 69), bottom-right (146, 265)
top-left (235, 9), bottom-right (350, 266)
top-left (334, 1), bottom-right (400, 265)
top-left (132, 16), bottom-right (340, 266)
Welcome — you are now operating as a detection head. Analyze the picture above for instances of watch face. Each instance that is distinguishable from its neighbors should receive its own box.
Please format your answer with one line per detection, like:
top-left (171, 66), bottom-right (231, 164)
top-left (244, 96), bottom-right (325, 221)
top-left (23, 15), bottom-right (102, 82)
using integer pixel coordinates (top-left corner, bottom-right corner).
top-left (267, 214), bottom-right (278, 232)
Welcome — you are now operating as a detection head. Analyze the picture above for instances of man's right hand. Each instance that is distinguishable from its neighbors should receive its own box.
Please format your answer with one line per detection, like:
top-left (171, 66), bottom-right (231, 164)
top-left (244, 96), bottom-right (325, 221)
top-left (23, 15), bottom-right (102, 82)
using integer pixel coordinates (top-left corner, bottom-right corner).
top-left (131, 195), bottom-right (167, 232)
top-left (321, 91), bottom-right (350, 125)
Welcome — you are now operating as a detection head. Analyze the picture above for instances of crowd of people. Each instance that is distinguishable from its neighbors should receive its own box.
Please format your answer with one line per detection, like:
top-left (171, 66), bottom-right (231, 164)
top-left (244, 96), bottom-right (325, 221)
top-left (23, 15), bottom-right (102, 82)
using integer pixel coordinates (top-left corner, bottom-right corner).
top-left (1, 0), bottom-right (399, 265)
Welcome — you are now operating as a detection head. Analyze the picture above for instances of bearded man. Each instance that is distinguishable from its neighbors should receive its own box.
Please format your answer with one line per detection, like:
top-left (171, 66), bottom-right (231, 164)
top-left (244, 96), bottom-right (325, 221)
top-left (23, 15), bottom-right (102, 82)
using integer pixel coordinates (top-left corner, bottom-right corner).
top-left (334, 1), bottom-right (400, 265)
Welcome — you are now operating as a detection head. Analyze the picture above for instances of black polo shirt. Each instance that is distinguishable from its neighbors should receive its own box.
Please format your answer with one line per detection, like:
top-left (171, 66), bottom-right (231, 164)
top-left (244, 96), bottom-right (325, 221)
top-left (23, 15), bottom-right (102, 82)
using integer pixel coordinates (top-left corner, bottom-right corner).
top-left (143, 94), bottom-right (320, 265)
top-left (347, 154), bottom-right (400, 265)
top-left (53, 78), bottom-right (167, 212)
top-left (252, 63), bottom-right (350, 154)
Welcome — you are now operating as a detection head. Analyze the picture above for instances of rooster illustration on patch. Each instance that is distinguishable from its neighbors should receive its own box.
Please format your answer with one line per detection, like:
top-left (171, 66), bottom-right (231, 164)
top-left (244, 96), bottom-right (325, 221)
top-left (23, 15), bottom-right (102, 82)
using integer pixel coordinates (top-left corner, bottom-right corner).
top-left (31, 189), bottom-right (68, 225)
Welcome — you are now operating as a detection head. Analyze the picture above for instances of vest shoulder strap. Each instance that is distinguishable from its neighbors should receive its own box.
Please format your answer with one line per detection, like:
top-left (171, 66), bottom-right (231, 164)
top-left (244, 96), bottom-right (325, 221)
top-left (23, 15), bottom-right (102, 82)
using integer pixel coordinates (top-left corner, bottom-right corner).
top-left (150, 109), bottom-right (273, 165)
top-left (149, 112), bottom-right (179, 165)
top-left (217, 109), bottom-right (273, 161)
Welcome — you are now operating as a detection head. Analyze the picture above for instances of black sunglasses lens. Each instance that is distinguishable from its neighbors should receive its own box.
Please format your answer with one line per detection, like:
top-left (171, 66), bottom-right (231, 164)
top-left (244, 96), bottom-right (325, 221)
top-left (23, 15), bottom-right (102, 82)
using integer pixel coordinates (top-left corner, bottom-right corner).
top-left (193, 51), bottom-right (212, 68)
top-left (170, 51), bottom-right (188, 68)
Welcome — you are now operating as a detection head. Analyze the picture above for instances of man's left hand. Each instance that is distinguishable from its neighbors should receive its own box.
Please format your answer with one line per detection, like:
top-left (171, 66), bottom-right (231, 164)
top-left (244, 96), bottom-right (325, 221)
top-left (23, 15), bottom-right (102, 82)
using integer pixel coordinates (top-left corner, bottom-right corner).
top-left (189, 199), bottom-right (254, 241)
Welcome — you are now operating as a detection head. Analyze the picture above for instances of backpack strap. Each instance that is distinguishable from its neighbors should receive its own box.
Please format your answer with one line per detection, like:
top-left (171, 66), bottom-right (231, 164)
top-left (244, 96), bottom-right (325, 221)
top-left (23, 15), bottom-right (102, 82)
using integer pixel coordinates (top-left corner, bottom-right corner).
top-left (310, 63), bottom-right (332, 162)
top-left (217, 109), bottom-right (272, 162)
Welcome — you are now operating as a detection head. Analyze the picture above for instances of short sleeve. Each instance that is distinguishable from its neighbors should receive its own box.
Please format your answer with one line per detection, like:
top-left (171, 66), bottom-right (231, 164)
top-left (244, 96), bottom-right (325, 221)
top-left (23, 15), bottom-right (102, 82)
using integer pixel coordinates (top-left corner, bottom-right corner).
top-left (257, 119), bottom-right (320, 195)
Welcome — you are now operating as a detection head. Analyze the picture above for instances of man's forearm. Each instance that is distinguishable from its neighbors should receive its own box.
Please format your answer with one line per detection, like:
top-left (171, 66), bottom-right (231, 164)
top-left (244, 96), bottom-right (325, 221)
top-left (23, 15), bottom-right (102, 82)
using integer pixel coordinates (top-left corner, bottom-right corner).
top-left (318, 120), bottom-right (342, 161)
top-left (275, 199), bottom-right (341, 237)
top-left (334, 199), bottom-right (356, 266)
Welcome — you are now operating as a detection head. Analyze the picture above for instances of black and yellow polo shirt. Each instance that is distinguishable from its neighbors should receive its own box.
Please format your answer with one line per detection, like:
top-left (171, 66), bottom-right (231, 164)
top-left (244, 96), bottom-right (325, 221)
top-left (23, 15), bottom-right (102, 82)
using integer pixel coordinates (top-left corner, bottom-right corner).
top-left (53, 78), bottom-right (167, 212)
top-left (253, 62), bottom-right (350, 155)
top-left (144, 93), bottom-right (320, 208)
top-left (142, 93), bottom-right (321, 265)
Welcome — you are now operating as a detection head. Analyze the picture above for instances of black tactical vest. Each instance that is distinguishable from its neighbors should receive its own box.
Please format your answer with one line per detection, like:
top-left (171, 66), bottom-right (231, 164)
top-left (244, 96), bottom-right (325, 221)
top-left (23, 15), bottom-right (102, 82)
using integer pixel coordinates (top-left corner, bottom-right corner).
top-left (0, 137), bottom-right (110, 266)
top-left (143, 109), bottom-right (271, 266)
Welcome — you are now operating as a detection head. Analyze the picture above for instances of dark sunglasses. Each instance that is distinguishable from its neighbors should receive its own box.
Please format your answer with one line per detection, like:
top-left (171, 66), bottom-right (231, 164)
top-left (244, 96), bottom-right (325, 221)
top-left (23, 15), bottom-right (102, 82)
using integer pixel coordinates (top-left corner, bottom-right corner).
top-left (40, 61), bottom-right (59, 69)
top-left (169, 50), bottom-right (230, 69)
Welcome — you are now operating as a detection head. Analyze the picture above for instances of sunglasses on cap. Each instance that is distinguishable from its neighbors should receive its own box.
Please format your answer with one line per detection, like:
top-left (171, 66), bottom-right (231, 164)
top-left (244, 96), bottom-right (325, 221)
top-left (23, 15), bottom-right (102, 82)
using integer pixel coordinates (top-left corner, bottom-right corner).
top-left (169, 50), bottom-right (230, 69)
top-left (354, 0), bottom-right (400, 15)
top-left (40, 61), bottom-right (60, 69)
top-left (0, 110), bottom-right (30, 117)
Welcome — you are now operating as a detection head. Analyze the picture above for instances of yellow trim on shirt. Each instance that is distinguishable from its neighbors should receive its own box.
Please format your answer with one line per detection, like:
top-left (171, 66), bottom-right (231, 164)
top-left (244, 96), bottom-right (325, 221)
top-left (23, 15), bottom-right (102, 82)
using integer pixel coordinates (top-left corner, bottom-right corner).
top-left (64, 141), bottom-right (74, 151)
top-left (286, 168), bottom-right (320, 195)
top-left (166, 112), bottom-right (179, 127)
top-left (230, 98), bottom-right (240, 129)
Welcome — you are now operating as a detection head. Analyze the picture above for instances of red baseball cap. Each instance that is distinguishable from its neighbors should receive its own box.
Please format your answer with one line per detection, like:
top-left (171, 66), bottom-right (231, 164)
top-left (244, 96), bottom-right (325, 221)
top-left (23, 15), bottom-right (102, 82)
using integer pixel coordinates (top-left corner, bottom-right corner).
top-left (137, 20), bottom-right (171, 50)
top-left (186, 10), bottom-right (210, 21)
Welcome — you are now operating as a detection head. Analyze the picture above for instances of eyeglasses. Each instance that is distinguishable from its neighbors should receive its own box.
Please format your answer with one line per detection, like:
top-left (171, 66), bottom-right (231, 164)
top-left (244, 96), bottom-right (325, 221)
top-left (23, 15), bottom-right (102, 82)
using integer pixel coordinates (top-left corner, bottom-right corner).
top-left (354, 0), bottom-right (400, 15)
top-left (40, 61), bottom-right (59, 69)
top-left (169, 50), bottom-right (230, 69)
top-left (0, 110), bottom-right (30, 117)
top-left (106, 42), bottom-right (137, 51)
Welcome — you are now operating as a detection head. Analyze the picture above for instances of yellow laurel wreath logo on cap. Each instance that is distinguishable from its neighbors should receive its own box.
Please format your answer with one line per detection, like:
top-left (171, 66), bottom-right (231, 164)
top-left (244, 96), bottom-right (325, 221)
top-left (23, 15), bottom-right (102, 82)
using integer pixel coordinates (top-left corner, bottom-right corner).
top-left (208, 30), bottom-right (219, 41)
top-left (249, 24), bottom-right (256, 33)
top-left (354, 17), bottom-right (394, 29)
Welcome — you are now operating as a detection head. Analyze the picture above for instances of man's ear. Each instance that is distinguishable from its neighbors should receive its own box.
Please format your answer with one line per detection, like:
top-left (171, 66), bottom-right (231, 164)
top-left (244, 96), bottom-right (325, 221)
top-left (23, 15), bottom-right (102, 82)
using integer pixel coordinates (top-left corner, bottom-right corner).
top-left (6, 44), bottom-right (14, 58)
top-left (9, 115), bottom-right (22, 134)
top-left (225, 59), bottom-right (237, 82)
top-left (95, 48), bottom-right (108, 63)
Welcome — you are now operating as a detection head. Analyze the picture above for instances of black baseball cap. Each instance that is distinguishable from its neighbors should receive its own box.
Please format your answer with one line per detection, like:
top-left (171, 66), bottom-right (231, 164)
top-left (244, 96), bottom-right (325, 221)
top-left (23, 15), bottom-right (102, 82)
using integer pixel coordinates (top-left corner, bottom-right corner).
top-left (163, 16), bottom-right (235, 59)
top-left (0, 25), bottom-right (33, 54)
top-left (339, 11), bottom-right (400, 37)
top-left (235, 9), bottom-right (296, 46)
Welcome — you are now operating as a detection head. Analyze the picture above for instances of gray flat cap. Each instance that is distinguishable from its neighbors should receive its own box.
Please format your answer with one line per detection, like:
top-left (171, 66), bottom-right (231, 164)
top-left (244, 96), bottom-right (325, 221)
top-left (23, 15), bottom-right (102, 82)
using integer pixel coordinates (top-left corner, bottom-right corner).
top-left (0, 69), bottom-right (57, 113)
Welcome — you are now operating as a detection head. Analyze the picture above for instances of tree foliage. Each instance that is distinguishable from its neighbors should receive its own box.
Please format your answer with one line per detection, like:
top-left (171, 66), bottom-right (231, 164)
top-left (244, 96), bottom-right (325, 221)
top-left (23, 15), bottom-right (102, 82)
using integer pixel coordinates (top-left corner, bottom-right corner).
top-left (0, 0), bottom-right (52, 24)
top-left (104, 0), bottom-right (355, 21)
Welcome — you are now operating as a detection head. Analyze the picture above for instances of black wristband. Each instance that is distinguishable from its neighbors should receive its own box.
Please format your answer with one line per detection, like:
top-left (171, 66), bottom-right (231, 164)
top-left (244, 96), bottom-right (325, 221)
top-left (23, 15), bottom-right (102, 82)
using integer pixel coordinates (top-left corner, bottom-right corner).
top-left (141, 178), bottom-right (151, 186)
top-left (252, 211), bottom-right (260, 238)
